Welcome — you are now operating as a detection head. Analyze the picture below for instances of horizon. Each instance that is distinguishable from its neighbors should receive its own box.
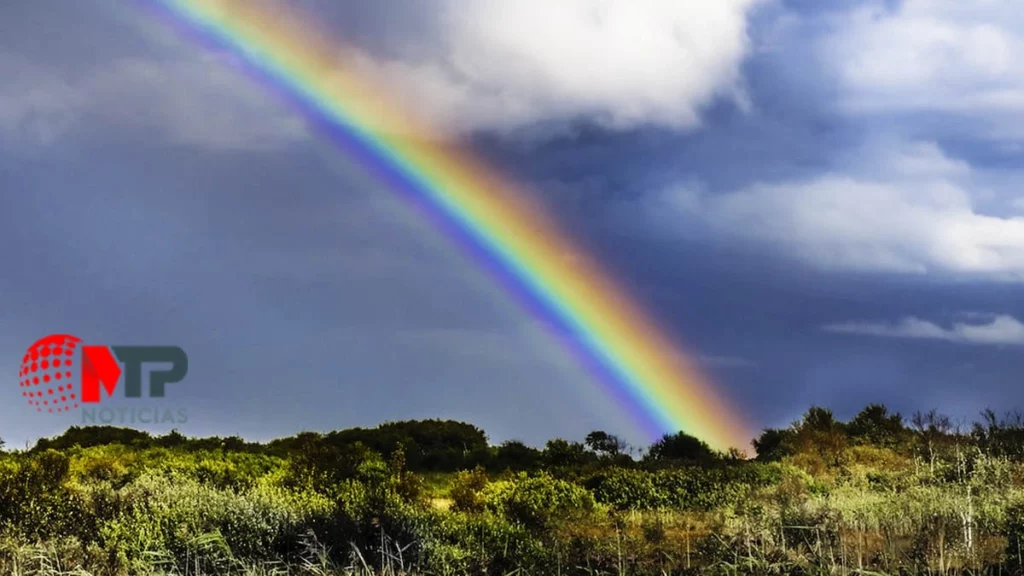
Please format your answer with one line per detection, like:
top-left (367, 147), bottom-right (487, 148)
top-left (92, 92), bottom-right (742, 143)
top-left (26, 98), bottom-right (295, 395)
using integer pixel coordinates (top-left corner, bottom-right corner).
top-left (2, 400), bottom-right (1009, 455)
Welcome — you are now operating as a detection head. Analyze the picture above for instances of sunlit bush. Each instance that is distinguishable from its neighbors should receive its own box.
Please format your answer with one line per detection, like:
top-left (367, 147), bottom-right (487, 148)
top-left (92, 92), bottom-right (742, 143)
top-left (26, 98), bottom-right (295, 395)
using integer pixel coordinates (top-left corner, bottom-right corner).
top-left (483, 472), bottom-right (595, 531)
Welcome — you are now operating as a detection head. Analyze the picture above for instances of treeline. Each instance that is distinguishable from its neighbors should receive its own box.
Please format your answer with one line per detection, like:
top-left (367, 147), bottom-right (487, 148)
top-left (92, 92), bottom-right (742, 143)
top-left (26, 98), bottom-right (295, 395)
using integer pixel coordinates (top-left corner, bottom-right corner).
top-left (753, 403), bottom-right (1024, 466)
top-left (23, 403), bottom-right (1024, 471)
top-left (23, 418), bottom-right (732, 475)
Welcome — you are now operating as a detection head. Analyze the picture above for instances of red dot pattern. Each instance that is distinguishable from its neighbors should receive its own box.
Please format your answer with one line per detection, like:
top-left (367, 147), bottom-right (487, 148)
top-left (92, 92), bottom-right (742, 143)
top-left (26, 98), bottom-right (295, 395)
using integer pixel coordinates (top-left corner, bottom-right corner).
top-left (20, 334), bottom-right (81, 414)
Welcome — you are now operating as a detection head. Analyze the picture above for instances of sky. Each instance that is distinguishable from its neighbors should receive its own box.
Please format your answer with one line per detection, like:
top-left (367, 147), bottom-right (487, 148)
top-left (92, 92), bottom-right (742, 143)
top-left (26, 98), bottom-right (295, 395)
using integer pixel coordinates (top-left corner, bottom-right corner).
top-left (2, 0), bottom-right (1024, 451)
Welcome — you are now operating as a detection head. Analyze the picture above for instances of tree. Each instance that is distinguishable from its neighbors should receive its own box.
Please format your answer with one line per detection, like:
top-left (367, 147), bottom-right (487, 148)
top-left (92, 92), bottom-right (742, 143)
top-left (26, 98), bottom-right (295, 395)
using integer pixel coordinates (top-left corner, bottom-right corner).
top-left (645, 431), bottom-right (717, 464)
top-left (800, 406), bottom-right (842, 432)
top-left (792, 407), bottom-right (848, 468)
top-left (753, 428), bottom-right (796, 462)
top-left (542, 439), bottom-right (591, 469)
top-left (584, 431), bottom-right (626, 457)
top-left (849, 403), bottom-right (907, 448)
top-left (912, 409), bottom-right (953, 475)
top-left (33, 426), bottom-right (153, 451)
top-left (492, 440), bottom-right (542, 472)
top-left (974, 409), bottom-right (1024, 459)
top-left (725, 447), bottom-right (749, 461)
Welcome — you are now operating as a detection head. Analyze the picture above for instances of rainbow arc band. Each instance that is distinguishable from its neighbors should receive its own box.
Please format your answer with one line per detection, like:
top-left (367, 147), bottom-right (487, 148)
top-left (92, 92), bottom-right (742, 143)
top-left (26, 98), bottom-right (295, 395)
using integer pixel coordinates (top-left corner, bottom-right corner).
top-left (144, 0), bottom-right (753, 451)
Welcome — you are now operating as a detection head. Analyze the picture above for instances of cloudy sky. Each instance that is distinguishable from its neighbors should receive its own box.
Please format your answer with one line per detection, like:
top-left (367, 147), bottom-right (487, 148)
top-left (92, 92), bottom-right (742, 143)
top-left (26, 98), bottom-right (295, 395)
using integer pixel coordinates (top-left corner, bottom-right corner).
top-left (3, 0), bottom-right (1024, 450)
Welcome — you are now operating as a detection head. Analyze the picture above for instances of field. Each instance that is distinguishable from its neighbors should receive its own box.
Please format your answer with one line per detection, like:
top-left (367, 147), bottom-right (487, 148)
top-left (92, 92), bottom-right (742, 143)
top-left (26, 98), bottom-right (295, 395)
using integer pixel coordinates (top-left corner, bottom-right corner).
top-left (4, 405), bottom-right (1024, 575)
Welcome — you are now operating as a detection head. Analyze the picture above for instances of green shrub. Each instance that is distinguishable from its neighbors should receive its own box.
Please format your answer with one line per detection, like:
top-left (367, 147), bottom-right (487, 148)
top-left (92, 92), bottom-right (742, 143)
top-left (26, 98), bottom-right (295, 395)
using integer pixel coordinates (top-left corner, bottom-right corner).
top-left (484, 472), bottom-right (595, 531)
top-left (421, 510), bottom-right (549, 575)
top-left (0, 450), bottom-right (88, 541)
top-left (99, 471), bottom-right (334, 572)
top-left (449, 466), bottom-right (489, 513)
top-left (654, 468), bottom-right (751, 511)
top-left (586, 468), bottom-right (667, 510)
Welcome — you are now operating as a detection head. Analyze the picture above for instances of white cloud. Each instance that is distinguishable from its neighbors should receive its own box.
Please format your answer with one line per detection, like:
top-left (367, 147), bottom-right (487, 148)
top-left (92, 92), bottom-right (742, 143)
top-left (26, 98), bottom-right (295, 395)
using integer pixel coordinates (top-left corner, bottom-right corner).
top-left (4, 0), bottom-right (764, 145)
top-left (0, 56), bottom-right (81, 147)
top-left (0, 53), bottom-right (306, 151)
top-left (655, 139), bottom-right (1024, 278)
top-left (822, 0), bottom-right (1024, 135)
top-left (353, 0), bottom-right (764, 135)
top-left (824, 315), bottom-right (1024, 346)
top-left (841, 137), bottom-right (972, 180)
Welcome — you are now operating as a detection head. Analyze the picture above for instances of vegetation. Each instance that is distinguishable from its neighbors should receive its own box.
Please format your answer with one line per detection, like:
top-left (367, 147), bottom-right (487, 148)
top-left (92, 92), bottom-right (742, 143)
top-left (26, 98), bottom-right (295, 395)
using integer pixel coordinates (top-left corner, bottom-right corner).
top-left (4, 405), bottom-right (1024, 574)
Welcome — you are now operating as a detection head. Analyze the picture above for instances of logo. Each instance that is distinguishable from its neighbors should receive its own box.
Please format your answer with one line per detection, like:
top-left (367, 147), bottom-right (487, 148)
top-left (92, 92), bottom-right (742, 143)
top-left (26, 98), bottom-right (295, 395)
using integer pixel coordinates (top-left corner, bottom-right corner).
top-left (19, 334), bottom-right (188, 416)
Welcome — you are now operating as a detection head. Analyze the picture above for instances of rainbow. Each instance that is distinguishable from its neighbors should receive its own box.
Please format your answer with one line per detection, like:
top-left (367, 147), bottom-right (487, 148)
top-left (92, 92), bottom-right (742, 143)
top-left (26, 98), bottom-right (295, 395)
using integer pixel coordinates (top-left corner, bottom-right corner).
top-left (144, 0), bottom-right (752, 451)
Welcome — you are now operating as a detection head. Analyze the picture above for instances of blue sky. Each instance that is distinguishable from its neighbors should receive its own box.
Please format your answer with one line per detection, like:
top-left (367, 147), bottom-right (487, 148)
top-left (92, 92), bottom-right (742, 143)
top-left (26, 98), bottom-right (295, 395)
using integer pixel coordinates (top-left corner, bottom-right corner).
top-left (2, 0), bottom-right (1024, 450)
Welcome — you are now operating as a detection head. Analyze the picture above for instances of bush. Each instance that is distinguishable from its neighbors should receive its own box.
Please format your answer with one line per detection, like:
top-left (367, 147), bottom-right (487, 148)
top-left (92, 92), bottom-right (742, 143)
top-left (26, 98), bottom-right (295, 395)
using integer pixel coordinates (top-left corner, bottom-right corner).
top-left (0, 450), bottom-right (88, 541)
top-left (586, 468), bottom-right (667, 510)
top-left (484, 472), bottom-right (595, 531)
top-left (450, 466), bottom-right (489, 513)
top-left (654, 467), bottom-right (766, 511)
top-left (98, 471), bottom-right (334, 572)
top-left (421, 510), bottom-right (548, 575)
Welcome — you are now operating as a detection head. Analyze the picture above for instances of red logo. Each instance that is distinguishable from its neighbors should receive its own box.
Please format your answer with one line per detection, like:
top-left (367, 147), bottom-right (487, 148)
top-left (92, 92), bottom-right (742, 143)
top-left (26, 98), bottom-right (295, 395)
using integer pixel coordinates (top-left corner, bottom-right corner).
top-left (19, 334), bottom-right (88, 414)
top-left (19, 335), bottom-right (186, 415)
